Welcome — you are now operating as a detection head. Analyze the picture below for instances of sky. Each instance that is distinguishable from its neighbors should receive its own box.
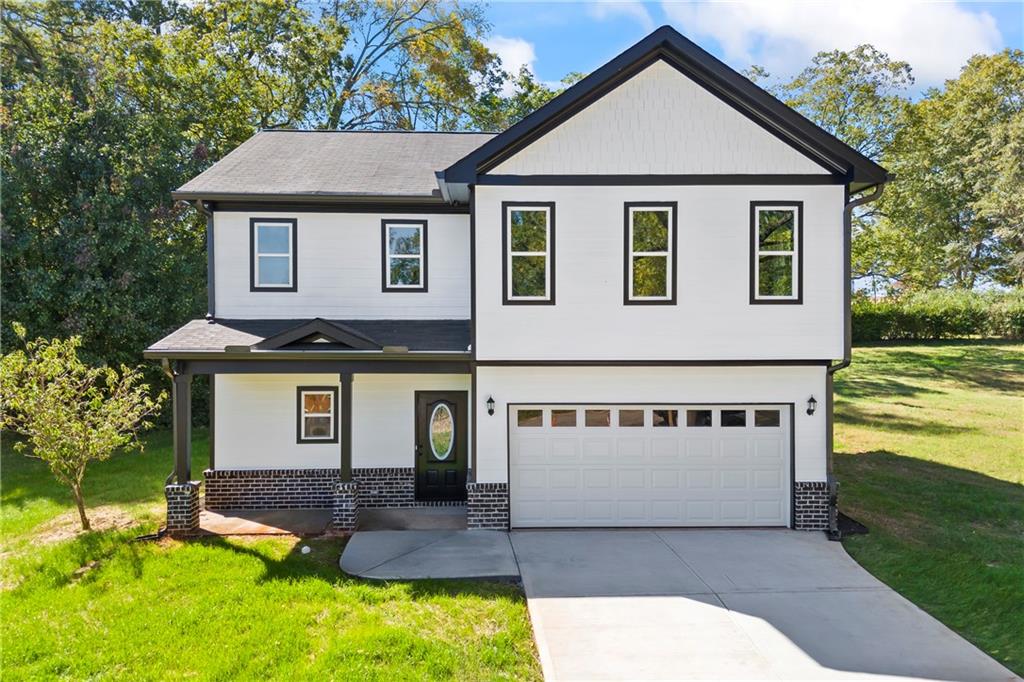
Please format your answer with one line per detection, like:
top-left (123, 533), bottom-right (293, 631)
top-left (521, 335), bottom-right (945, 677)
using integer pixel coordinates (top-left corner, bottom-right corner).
top-left (483, 0), bottom-right (1023, 95)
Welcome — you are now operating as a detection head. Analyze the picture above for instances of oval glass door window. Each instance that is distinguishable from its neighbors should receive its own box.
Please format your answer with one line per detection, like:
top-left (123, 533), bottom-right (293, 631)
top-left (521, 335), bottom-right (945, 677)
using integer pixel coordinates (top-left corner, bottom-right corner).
top-left (429, 403), bottom-right (454, 460)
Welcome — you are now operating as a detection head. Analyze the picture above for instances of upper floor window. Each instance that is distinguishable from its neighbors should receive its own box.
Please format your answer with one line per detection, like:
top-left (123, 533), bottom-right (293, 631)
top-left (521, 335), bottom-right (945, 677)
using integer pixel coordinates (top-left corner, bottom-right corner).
top-left (625, 202), bottom-right (676, 304)
top-left (250, 218), bottom-right (297, 292)
top-left (751, 202), bottom-right (802, 304)
top-left (503, 202), bottom-right (555, 305)
top-left (296, 386), bottom-right (338, 443)
top-left (382, 220), bottom-right (427, 291)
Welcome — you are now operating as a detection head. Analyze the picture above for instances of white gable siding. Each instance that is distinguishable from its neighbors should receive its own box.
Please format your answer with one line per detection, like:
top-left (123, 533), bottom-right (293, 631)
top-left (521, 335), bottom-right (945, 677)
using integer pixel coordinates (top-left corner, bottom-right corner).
top-left (474, 183), bottom-right (844, 361)
top-left (490, 60), bottom-right (830, 176)
top-left (214, 211), bottom-right (470, 319)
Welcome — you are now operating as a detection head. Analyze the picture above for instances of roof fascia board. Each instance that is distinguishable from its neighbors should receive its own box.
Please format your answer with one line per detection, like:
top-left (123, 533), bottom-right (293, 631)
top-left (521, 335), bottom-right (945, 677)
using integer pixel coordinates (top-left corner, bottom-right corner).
top-left (254, 318), bottom-right (381, 351)
top-left (444, 28), bottom-right (886, 185)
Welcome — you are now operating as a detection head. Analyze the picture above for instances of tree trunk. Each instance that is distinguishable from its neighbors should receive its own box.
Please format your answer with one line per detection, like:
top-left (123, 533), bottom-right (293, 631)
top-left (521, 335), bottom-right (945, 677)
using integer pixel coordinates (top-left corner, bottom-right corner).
top-left (72, 484), bottom-right (90, 531)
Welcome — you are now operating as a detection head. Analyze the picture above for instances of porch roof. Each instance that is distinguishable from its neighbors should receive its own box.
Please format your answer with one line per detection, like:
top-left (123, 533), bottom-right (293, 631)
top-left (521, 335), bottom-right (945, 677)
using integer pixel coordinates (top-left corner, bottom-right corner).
top-left (145, 318), bottom-right (471, 359)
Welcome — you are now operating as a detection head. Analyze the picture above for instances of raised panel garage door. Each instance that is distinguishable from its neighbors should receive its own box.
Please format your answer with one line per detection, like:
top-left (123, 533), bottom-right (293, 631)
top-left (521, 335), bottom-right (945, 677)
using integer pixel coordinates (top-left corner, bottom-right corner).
top-left (509, 405), bottom-right (791, 528)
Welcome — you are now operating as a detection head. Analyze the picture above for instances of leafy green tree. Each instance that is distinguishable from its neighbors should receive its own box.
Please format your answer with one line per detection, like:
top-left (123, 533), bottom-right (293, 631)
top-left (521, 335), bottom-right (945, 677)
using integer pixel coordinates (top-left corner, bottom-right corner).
top-left (879, 50), bottom-right (1024, 289)
top-left (472, 67), bottom-right (586, 130)
top-left (1, 323), bottom-right (165, 530)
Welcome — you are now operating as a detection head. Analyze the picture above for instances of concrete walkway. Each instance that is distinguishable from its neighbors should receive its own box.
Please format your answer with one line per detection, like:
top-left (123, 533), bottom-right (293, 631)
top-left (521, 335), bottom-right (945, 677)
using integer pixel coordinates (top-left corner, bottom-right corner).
top-left (340, 530), bottom-right (518, 580)
top-left (512, 530), bottom-right (1018, 682)
top-left (198, 509), bottom-right (332, 535)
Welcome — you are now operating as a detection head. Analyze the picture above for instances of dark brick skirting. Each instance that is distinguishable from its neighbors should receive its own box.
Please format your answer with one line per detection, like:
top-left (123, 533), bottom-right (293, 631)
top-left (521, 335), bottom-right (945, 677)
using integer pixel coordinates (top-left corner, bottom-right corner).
top-left (165, 482), bottom-right (200, 534)
top-left (467, 482), bottom-right (509, 530)
top-left (204, 468), bottom-right (338, 510)
top-left (794, 481), bottom-right (831, 530)
top-left (203, 467), bottom-right (450, 510)
top-left (353, 467), bottom-right (415, 508)
top-left (333, 481), bottom-right (359, 531)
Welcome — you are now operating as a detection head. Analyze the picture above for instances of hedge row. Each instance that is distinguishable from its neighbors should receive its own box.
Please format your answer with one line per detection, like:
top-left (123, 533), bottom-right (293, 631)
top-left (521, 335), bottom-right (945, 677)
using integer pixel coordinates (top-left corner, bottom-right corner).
top-left (852, 289), bottom-right (1024, 342)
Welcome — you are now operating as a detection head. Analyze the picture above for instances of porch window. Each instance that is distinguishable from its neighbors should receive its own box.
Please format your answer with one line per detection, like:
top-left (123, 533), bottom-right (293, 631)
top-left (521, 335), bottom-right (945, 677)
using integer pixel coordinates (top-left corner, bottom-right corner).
top-left (503, 202), bottom-right (555, 304)
top-left (625, 203), bottom-right (676, 304)
top-left (250, 218), bottom-right (297, 291)
top-left (751, 202), bottom-right (802, 303)
top-left (382, 220), bottom-right (427, 291)
top-left (297, 387), bottom-right (338, 443)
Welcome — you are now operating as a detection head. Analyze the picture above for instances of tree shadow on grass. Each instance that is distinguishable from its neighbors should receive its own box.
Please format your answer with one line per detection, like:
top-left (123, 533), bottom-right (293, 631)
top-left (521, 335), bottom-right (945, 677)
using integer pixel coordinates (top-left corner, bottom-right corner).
top-left (194, 535), bottom-right (527, 604)
top-left (835, 403), bottom-right (979, 436)
top-left (846, 344), bottom-right (1024, 396)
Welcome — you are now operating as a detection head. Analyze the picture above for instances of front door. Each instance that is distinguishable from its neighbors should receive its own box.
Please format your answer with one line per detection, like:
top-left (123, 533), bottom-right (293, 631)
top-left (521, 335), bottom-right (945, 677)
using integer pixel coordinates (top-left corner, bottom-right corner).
top-left (415, 391), bottom-right (468, 502)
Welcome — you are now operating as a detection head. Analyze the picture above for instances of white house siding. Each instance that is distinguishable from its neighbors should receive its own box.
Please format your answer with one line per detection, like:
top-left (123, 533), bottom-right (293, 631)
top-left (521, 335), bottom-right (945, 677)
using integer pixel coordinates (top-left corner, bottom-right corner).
top-left (490, 60), bottom-right (831, 176)
top-left (474, 183), bottom-right (845, 361)
top-left (214, 373), bottom-right (471, 470)
top-left (215, 374), bottom-right (341, 470)
top-left (474, 365), bottom-right (827, 484)
top-left (351, 373), bottom-right (471, 469)
top-left (213, 211), bottom-right (470, 319)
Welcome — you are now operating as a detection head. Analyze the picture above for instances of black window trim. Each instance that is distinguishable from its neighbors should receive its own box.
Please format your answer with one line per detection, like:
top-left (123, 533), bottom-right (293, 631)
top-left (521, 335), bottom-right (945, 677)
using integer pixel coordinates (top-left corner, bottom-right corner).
top-left (501, 201), bottom-right (556, 305)
top-left (296, 385), bottom-right (339, 444)
top-left (750, 201), bottom-right (803, 305)
top-left (381, 219), bottom-right (429, 292)
top-left (623, 201), bottom-right (678, 305)
top-left (249, 217), bottom-right (298, 292)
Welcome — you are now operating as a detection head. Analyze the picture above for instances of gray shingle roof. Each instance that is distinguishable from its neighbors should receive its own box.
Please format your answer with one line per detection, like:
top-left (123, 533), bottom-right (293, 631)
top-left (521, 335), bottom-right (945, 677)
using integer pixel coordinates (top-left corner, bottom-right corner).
top-left (147, 318), bottom-right (471, 354)
top-left (174, 130), bottom-right (494, 200)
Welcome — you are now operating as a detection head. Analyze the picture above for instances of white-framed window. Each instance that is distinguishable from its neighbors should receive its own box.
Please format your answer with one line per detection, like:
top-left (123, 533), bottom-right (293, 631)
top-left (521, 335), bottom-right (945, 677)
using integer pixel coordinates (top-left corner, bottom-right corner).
top-left (382, 220), bottom-right (427, 291)
top-left (625, 203), bottom-right (676, 303)
top-left (751, 202), bottom-right (802, 303)
top-left (250, 218), bottom-right (296, 291)
top-left (297, 387), bottom-right (337, 443)
top-left (503, 202), bottom-right (555, 304)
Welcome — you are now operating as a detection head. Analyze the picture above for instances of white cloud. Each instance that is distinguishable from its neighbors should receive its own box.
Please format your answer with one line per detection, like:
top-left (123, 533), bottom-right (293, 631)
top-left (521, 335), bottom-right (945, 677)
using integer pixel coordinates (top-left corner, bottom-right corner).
top-left (661, 0), bottom-right (1002, 86)
top-left (486, 35), bottom-right (538, 93)
top-left (587, 1), bottom-right (655, 31)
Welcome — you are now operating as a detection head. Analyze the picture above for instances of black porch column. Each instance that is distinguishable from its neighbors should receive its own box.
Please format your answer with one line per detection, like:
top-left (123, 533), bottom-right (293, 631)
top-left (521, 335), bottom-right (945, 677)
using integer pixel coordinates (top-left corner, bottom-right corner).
top-left (173, 372), bottom-right (192, 483)
top-left (340, 372), bottom-right (353, 482)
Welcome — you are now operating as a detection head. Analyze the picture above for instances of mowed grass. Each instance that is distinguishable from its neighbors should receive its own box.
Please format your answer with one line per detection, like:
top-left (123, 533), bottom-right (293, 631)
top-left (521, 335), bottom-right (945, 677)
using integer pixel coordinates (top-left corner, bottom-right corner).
top-left (834, 342), bottom-right (1024, 675)
top-left (1, 430), bottom-right (540, 681)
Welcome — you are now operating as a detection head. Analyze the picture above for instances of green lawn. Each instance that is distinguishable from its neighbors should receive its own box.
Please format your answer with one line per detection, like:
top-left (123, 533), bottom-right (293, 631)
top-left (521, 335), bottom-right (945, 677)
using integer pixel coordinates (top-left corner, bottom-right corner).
top-left (835, 341), bottom-right (1024, 675)
top-left (0, 430), bottom-right (540, 681)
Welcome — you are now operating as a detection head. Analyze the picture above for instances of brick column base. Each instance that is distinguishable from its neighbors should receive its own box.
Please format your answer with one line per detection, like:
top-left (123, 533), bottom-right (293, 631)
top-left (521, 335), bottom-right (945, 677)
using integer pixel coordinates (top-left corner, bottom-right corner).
top-left (794, 481), bottom-right (831, 530)
top-left (165, 482), bottom-right (201, 535)
top-left (467, 482), bottom-right (509, 530)
top-left (333, 481), bottom-right (359, 531)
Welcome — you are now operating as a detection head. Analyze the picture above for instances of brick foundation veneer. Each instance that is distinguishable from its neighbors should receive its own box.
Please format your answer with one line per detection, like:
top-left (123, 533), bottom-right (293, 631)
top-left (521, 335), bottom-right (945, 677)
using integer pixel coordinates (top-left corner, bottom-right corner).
top-left (466, 482), bottom-right (509, 530)
top-left (794, 481), bottom-right (831, 530)
top-left (353, 467), bottom-right (415, 508)
top-left (165, 482), bottom-right (200, 534)
top-left (203, 467), bottom-right (437, 510)
top-left (204, 468), bottom-right (338, 510)
top-left (333, 481), bottom-right (359, 531)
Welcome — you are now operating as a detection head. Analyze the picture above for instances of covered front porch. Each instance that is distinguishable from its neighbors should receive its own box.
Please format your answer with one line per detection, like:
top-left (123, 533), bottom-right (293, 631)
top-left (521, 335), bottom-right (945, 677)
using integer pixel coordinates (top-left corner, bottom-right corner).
top-left (147, 317), bottom-right (502, 535)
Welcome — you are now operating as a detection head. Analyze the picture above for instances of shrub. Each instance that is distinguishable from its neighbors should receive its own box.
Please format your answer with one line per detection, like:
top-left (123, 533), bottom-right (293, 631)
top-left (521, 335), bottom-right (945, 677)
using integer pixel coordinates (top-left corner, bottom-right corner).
top-left (852, 289), bottom-right (1024, 342)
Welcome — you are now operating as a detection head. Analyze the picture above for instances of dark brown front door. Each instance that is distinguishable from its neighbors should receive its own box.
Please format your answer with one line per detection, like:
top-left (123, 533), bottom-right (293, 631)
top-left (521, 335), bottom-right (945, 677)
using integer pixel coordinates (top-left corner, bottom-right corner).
top-left (415, 391), bottom-right (468, 502)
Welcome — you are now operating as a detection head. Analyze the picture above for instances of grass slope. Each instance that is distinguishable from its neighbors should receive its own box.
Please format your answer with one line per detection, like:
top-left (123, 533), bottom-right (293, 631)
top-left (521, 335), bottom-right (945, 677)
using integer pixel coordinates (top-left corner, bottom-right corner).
top-left (835, 342), bottom-right (1023, 675)
top-left (1, 430), bottom-right (540, 680)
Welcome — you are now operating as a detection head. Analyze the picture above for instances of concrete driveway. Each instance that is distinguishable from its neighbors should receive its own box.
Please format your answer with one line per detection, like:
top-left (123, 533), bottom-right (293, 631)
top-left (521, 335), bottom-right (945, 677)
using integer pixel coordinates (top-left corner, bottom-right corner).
top-left (511, 530), bottom-right (1017, 681)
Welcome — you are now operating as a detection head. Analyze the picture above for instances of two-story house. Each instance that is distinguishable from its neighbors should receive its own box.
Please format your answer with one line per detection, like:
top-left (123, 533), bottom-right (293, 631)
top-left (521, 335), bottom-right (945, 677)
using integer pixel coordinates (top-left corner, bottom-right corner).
top-left (148, 26), bottom-right (887, 535)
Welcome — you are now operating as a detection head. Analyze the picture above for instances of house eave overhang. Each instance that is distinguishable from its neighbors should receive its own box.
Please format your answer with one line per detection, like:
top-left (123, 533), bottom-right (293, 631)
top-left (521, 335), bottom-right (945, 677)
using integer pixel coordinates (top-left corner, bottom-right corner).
top-left (170, 190), bottom-right (449, 205)
top-left (443, 27), bottom-right (888, 188)
top-left (143, 349), bottom-right (470, 361)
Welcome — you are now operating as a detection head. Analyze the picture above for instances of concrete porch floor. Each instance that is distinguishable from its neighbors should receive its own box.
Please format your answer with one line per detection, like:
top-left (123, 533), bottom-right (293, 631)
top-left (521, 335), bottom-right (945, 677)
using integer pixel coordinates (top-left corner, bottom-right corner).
top-left (198, 508), bottom-right (332, 536)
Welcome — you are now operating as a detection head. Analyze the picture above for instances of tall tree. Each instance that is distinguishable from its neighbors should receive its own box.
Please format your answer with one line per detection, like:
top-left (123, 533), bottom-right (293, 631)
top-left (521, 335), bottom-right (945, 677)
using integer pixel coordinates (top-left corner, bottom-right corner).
top-left (749, 46), bottom-right (915, 294)
top-left (879, 50), bottom-right (1024, 289)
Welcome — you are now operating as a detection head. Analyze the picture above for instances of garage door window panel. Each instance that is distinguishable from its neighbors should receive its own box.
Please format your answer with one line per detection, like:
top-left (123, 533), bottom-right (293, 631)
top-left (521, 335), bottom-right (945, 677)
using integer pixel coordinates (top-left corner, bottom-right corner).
top-left (585, 409), bottom-right (611, 427)
top-left (653, 409), bottom-right (679, 427)
top-left (503, 203), bottom-right (555, 304)
top-left (755, 409), bottom-right (781, 427)
top-left (721, 410), bottom-right (747, 427)
top-left (686, 410), bottom-right (712, 427)
top-left (551, 409), bottom-right (577, 427)
top-left (517, 409), bottom-right (543, 427)
top-left (618, 409), bottom-right (645, 427)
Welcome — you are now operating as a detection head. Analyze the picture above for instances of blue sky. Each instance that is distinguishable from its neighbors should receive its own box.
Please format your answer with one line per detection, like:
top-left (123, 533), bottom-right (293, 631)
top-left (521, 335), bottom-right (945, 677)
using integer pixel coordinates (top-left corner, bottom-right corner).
top-left (483, 1), bottom-right (1023, 94)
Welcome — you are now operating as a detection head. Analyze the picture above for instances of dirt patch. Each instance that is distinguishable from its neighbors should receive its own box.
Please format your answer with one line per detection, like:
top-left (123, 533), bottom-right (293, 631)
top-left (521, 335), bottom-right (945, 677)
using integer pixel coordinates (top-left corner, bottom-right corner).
top-left (34, 506), bottom-right (141, 545)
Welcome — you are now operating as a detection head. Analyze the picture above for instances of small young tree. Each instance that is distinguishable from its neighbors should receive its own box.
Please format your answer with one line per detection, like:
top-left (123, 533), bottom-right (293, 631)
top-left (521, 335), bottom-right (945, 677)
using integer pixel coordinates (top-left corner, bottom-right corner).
top-left (1, 323), bottom-right (166, 530)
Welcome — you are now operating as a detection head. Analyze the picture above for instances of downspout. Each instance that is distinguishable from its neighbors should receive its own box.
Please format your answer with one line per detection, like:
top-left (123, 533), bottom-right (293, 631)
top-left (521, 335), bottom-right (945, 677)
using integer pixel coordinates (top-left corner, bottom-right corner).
top-left (824, 182), bottom-right (885, 540)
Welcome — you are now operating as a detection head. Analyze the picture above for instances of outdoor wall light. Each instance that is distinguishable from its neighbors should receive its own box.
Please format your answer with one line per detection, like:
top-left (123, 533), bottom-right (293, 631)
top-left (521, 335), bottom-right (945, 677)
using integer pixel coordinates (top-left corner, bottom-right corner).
top-left (486, 396), bottom-right (495, 416)
top-left (807, 396), bottom-right (818, 416)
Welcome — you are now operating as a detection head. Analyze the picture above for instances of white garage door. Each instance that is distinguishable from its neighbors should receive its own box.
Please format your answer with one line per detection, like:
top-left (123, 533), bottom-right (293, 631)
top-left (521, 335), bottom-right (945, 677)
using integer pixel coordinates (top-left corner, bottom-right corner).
top-left (509, 405), bottom-right (790, 528)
